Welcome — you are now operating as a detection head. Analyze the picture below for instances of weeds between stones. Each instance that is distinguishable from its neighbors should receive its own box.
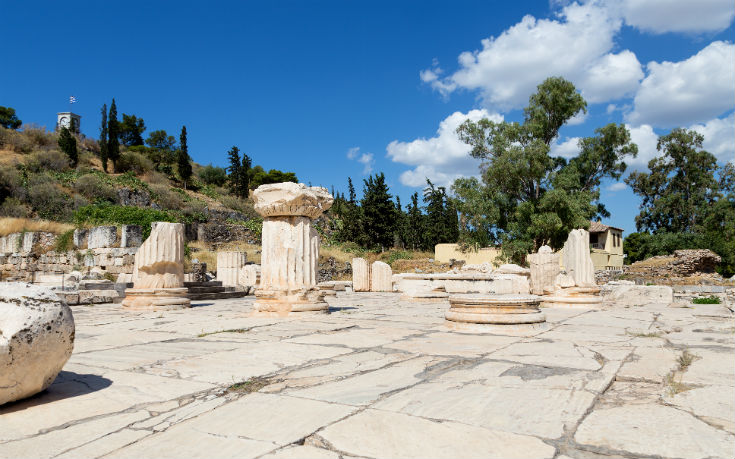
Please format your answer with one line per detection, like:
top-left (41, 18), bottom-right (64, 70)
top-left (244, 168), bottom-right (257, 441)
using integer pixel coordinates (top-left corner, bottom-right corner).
top-left (226, 377), bottom-right (271, 394)
top-left (197, 328), bottom-right (248, 337)
top-left (628, 331), bottom-right (663, 338)
top-left (692, 296), bottom-right (720, 304)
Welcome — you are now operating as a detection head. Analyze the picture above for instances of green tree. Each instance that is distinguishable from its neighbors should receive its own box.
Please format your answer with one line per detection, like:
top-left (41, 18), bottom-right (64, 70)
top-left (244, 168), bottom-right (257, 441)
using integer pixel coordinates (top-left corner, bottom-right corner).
top-left (336, 177), bottom-right (363, 244)
top-left (99, 103), bottom-right (108, 172)
top-left (119, 114), bottom-right (146, 146)
top-left (107, 99), bottom-right (120, 171)
top-left (423, 179), bottom-right (459, 249)
top-left (404, 192), bottom-right (424, 250)
top-left (248, 166), bottom-right (298, 189)
top-left (625, 129), bottom-right (718, 233)
top-left (57, 127), bottom-right (78, 168)
top-left (198, 164), bottom-right (228, 186)
top-left (360, 173), bottom-right (395, 250)
top-left (452, 76), bottom-right (637, 263)
top-left (227, 146), bottom-right (243, 196)
top-left (177, 126), bottom-right (192, 187)
top-left (0, 106), bottom-right (22, 130)
top-left (145, 130), bottom-right (177, 151)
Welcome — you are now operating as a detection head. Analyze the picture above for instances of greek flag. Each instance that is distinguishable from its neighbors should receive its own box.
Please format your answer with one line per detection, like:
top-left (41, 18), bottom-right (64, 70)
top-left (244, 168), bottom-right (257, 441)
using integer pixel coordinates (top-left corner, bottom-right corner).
top-left (69, 96), bottom-right (77, 104)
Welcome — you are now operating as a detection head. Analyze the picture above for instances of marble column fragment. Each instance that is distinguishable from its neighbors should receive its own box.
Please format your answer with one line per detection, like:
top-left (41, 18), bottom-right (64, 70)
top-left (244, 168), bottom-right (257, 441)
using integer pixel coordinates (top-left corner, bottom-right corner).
top-left (527, 245), bottom-right (560, 295)
top-left (352, 258), bottom-right (370, 292)
top-left (252, 183), bottom-right (333, 316)
top-left (370, 261), bottom-right (392, 292)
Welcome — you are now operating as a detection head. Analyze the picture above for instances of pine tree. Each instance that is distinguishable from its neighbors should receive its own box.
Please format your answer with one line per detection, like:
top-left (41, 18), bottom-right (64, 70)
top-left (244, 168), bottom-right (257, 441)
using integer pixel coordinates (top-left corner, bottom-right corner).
top-left (423, 179), bottom-right (459, 249)
top-left (347, 177), bottom-right (356, 203)
top-left (240, 152), bottom-right (251, 196)
top-left (107, 99), bottom-right (120, 171)
top-left (227, 146), bottom-right (242, 196)
top-left (57, 127), bottom-right (78, 168)
top-left (177, 126), bottom-right (192, 188)
top-left (99, 103), bottom-right (108, 172)
top-left (338, 177), bottom-right (363, 244)
top-left (361, 173), bottom-right (396, 250)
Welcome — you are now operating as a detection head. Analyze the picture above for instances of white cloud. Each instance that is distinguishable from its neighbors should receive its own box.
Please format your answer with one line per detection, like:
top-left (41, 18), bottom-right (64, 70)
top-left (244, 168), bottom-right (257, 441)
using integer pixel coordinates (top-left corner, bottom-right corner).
top-left (577, 50), bottom-right (643, 103)
top-left (346, 147), bottom-right (375, 174)
top-left (422, 2), bottom-right (643, 109)
top-left (690, 113), bottom-right (735, 163)
top-left (607, 182), bottom-right (628, 192)
top-left (626, 124), bottom-right (659, 169)
top-left (387, 109), bottom-right (502, 187)
top-left (626, 41), bottom-right (735, 127)
top-left (620, 0), bottom-right (735, 34)
top-left (551, 137), bottom-right (581, 158)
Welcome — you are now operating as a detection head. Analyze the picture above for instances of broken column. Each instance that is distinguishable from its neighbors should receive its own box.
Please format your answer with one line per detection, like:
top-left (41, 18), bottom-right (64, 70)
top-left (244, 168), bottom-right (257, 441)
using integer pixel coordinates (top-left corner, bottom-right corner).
top-left (352, 258), bottom-right (370, 292)
top-left (445, 294), bottom-right (547, 335)
top-left (527, 245), bottom-right (560, 295)
top-left (541, 229), bottom-right (602, 308)
top-left (252, 183), bottom-right (333, 316)
top-left (217, 251), bottom-right (246, 287)
top-left (122, 222), bottom-right (191, 310)
top-left (370, 261), bottom-right (392, 292)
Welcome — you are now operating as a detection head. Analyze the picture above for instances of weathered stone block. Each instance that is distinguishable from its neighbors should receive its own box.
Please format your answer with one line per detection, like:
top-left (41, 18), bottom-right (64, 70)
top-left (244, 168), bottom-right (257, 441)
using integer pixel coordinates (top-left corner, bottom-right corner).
top-left (0, 283), bottom-right (75, 405)
top-left (73, 229), bottom-right (88, 248)
top-left (352, 258), bottom-right (370, 292)
top-left (88, 226), bottom-right (117, 249)
top-left (370, 261), bottom-right (392, 292)
top-left (121, 225), bottom-right (143, 248)
top-left (216, 252), bottom-right (246, 287)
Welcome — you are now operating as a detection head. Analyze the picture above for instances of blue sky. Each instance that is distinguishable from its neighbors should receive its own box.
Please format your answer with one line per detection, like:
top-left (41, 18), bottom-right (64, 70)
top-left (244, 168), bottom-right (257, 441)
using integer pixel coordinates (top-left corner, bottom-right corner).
top-left (1, 0), bottom-right (733, 236)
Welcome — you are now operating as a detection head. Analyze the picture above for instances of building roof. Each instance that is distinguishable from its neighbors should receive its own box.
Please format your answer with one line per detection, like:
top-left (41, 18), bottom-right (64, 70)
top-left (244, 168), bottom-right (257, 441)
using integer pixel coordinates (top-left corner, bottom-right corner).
top-left (589, 221), bottom-right (624, 233)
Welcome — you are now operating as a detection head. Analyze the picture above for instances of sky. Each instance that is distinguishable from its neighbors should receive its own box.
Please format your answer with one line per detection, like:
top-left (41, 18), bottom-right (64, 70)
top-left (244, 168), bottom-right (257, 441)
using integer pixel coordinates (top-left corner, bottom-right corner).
top-left (1, 0), bottom-right (733, 236)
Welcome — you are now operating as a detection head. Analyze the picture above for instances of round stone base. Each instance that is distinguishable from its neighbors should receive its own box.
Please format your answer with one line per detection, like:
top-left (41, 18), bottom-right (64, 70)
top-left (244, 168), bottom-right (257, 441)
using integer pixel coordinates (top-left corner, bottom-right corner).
top-left (400, 292), bottom-right (449, 302)
top-left (122, 287), bottom-right (191, 311)
top-left (445, 294), bottom-right (547, 335)
top-left (252, 288), bottom-right (329, 317)
top-left (540, 295), bottom-right (602, 309)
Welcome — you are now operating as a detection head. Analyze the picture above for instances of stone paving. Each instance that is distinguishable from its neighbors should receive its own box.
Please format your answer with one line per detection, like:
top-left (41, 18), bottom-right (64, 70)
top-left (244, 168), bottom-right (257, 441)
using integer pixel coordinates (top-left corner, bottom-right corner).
top-left (1, 292), bottom-right (734, 459)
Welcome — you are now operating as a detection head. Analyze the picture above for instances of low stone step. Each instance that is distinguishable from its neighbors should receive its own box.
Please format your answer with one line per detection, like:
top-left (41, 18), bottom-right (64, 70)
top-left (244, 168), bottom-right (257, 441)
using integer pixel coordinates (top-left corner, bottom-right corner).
top-left (187, 286), bottom-right (227, 294)
top-left (187, 291), bottom-right (248, 301)
top-left (78, 281), bottom-right (115, 290)
top-left (184, 281), bottom-right (223, 288)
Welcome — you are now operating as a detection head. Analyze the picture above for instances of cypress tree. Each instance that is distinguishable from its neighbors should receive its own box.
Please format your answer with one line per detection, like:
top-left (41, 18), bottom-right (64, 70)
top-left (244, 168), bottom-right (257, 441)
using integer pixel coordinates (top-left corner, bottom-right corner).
top-left (406, 192), bottom-right (424, 250)
top-left (99, 103), bottom-right (108, 172)
top-left (57, 127), bottom-right (78, 168)
top-left (240, 152), bottom-right (251, 197)
top-left (177, 126), bottom-right (192, 188)
top-left (107, 99), bottom-right (120, 171)
top-left (227, 146), bottom-right (242, 196)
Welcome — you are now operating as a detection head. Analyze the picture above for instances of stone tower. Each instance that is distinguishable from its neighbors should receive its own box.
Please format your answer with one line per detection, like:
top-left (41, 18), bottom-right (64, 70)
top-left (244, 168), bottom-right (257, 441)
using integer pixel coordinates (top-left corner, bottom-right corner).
top-left (56, 112), bottom-right (81, 133)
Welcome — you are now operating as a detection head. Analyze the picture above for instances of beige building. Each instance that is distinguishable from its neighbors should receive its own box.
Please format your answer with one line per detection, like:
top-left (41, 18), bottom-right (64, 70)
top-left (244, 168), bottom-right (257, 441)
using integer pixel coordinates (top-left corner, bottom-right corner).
top-left (588, 221), bottom-right (624, 270)
top-left (435, 243), bottom-right (502, 265)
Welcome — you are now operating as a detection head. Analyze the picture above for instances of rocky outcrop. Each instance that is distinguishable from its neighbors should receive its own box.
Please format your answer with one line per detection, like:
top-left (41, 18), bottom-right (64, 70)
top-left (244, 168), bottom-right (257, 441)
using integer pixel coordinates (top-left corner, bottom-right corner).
top-left (0, 283), bottom-right (75, 405)
top-left (116, 187), bottom-right (151, 207)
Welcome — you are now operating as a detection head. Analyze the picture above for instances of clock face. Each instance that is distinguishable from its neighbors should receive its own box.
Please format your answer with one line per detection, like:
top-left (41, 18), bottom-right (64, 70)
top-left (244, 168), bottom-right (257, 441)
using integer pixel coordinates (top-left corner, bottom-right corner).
top-left (59, 116), bottom-right (69, 126)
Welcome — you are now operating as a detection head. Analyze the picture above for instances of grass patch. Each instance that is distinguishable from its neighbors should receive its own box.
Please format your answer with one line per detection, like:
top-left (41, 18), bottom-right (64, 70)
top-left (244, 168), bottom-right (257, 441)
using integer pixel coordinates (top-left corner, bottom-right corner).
top-left (628, 330), bottom-right (663, 338)
top-left (0, 217), bottom-right (74, 237)
top-left (54, 229), bottom-right (74, 252)
top-left (664, 372), bottom-right (692, 396)
top-left (226, 377), bottom-right (271, 394)
top-left (677, 350), bottom-right (698, 370)
top-left (73, 203), bottom-right (180, 238)
top-left (692, 296), bottom-right (720, 304)
top-left (197, 328), bottom-right (248, 338)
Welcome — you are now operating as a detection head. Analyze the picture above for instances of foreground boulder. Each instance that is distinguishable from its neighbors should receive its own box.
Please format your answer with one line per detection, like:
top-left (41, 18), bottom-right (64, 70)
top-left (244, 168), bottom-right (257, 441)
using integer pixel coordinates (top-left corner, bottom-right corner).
top-left (0, 282), bottom-right (75, 405)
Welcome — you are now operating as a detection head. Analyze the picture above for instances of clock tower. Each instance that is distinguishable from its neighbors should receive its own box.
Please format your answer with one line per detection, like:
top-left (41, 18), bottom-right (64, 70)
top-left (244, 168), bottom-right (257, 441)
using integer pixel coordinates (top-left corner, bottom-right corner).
top-left (56, 112), bottom-right (81, 133)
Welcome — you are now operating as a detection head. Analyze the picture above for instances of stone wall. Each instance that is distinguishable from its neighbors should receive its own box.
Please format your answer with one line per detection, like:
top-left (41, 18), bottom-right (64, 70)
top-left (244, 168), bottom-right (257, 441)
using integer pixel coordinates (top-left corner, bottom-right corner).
top-left (0, 226), bottom-right (143, 282)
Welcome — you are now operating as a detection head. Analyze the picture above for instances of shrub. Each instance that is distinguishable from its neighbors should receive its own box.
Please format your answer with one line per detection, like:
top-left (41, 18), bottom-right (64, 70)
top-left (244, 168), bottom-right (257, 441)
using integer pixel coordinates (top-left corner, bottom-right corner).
top-left (142, 171), bottom-right (171, 186)
top-left (150, 183), bottom-right (186, 210)
top-left (199, 164), bottom-right (228, 187)
top-left (54, 229), bottom-right (74, 252)
top-left (27, 177), bottom-right (73, 221)
top-left (0, 126), bottom-right (33, 152)
top-left (25, 150), bottom-right (71, 172)
top-left (220, 195), bottom-right (257, 217)
top-left (692, 296), bottom-right (720, 304)
top-left (116, 151), bottom-right (153, 175)
top-left (0, 167), bottom-right (23, 202)
top-left (22, 124), bottom-right (56, 149)
top-left (0, 198), bottom-right (31, 218)
top-left (74, 173), bottom-right (117, 202)
top-left (113, 171), bottom-right (151, 193)
top-left (73, 203), bottom-right (179, 238)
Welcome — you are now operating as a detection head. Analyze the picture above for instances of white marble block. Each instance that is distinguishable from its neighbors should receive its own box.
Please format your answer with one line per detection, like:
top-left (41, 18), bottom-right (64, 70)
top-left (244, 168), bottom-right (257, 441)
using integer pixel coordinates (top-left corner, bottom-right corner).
top-left (563, 229), bottom-right (596, 287)
top-left (217, 251), bottom-right (246, 287)
top-left (527, 245), bottom-right (560, 295)
top-left (0, 283), bottom-right (75, 405)
top-left (370, 261), bottom-right (392, 292)
top-left (352, 258), bottom-right (370, 292)
top-left (252, 183), bottom-right (333, 316)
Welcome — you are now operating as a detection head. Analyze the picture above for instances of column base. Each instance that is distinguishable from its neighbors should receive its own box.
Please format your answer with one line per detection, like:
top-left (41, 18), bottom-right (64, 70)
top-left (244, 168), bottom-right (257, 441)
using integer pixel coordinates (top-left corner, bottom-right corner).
top-left (252, 288), bottom-right (328, 317)
top-left (122, 287), bottom-right (191, 311)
